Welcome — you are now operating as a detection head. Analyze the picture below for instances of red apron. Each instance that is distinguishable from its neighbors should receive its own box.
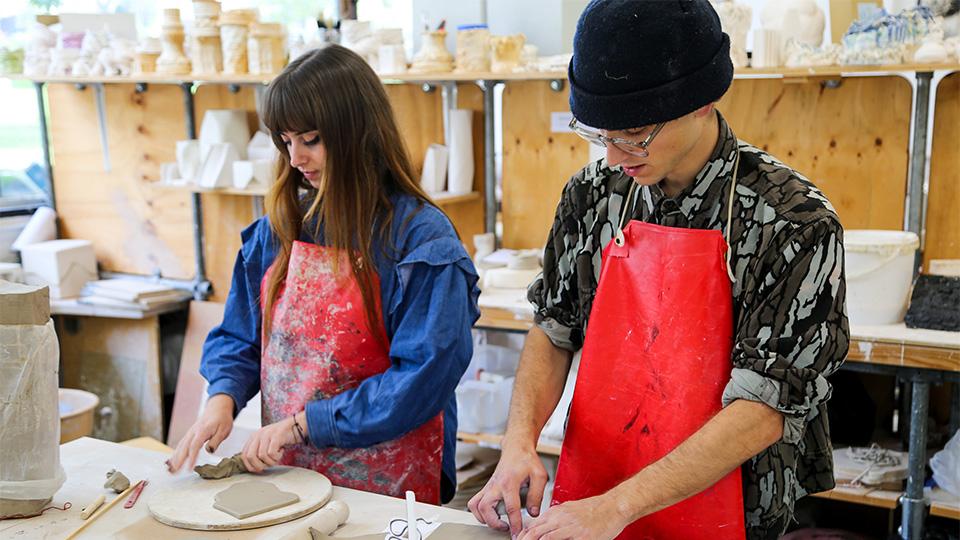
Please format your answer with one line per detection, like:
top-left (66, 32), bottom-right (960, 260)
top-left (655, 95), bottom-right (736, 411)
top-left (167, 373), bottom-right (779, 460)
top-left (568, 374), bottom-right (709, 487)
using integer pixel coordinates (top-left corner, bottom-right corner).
top-left (552, 211), bottom-right (746, 538)
top-left (260, 240), bottom-right (444, 503)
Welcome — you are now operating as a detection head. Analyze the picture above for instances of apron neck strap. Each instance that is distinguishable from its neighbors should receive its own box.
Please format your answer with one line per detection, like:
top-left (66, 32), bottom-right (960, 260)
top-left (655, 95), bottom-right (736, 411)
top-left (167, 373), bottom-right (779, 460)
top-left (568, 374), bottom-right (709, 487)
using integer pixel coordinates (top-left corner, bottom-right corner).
top-left (615, 180), bottom-right (639, 247)
top-left (614, 147), bottom-right (740, 285)
top-left (723, 149), bottom-right (740, 283)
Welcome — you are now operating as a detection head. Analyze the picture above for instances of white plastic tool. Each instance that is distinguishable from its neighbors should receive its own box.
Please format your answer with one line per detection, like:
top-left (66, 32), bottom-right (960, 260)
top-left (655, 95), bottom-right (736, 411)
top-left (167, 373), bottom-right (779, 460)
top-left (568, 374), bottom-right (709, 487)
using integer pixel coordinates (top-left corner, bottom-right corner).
top-left (405, 490), bottom-right (416, 539)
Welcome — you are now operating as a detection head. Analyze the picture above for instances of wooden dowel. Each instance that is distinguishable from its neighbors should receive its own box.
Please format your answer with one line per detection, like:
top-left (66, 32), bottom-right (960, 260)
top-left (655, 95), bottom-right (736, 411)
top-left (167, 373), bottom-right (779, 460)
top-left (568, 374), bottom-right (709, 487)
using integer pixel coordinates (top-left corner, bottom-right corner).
top-left (64, 481), bottom-right (138, 540)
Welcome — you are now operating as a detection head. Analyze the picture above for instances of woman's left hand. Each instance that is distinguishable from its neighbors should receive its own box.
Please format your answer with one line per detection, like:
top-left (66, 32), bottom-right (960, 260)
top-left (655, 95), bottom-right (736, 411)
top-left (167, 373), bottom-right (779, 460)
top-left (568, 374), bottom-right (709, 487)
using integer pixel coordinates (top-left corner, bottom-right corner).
top-left (517, 495), bottom-right (629, 540)
top-left (240, 412), bottom-right (306, 473)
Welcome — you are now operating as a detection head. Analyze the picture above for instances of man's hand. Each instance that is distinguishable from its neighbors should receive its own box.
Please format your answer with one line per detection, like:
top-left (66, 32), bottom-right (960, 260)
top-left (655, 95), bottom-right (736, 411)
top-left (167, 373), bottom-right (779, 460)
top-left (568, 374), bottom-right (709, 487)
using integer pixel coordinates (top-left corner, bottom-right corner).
top-left (239, 412), bottom-right (306, 473)
top-left (517, 495), bottom-right (629, 540)
top-left (167, 394), bottom-right (235, 473)
top-left (467, 442), bottom-right (550, 536)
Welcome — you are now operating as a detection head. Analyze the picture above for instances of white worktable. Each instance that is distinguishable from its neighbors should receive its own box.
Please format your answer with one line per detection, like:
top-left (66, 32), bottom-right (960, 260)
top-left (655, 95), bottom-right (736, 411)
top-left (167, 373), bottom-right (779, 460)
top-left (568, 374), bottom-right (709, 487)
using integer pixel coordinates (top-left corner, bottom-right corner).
top-left (0, 438), bottom-right (501, 539)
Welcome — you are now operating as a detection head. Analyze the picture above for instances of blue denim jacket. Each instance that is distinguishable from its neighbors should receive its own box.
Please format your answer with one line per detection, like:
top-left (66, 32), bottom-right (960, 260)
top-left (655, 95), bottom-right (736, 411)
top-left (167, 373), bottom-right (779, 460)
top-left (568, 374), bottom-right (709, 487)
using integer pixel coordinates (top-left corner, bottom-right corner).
top-left (200, 193), bottom-right (481, 497)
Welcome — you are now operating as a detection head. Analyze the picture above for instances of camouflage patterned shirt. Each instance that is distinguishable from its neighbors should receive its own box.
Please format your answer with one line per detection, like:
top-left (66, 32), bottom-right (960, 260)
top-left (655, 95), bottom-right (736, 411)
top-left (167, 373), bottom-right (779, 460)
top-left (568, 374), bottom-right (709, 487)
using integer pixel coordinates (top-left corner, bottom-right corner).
top-left (528, 112), bottom-right (849, 538)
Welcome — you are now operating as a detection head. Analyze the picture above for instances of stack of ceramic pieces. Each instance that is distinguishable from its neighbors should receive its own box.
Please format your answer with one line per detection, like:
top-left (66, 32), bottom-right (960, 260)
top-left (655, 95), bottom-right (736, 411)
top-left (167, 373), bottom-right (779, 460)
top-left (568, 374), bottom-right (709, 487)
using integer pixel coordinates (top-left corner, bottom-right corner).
top-left (841, 6), bottom-right (937, 65)
top-left (490, 34), bottom-right (525, 73)
top-left (191, 0), bottom-right (222, 74)
top-left (23, 23), bottom-right (56, 77)
top-left (220, 9), bottom-right (258, 74)
top-left (135, 37), bottom-right (162, 74)
top-left (713, 0), bottom-right (752, 68)
top-left (371, 28), bottom-right (403, 69)
top-left (70, 30), bottom-right (107, 77)
top-left (454, 24), bottom-right (490, 72)
top-left (410, 30), bottom-right (453, 73)
top-left (248, 23), bottom-right (286, 75)
top-left (751, 28), bottom-right (780, 67)
top-left (157, 9), bottom-right (191, 74)
top-left (48, 30), bottom-right (83, 76)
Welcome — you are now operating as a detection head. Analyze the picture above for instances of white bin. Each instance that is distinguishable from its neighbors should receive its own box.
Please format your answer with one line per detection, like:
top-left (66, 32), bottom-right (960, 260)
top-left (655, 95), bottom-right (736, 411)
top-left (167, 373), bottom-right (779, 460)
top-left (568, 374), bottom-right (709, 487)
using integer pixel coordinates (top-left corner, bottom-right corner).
top-left (844, 230), bottom-right (919, 325)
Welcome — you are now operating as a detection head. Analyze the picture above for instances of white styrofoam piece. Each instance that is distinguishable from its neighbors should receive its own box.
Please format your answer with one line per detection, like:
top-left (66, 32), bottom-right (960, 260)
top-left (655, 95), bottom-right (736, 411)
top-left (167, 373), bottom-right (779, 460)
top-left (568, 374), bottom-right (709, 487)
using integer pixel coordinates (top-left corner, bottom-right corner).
top-left (232, 160), bottom-right (255, 189)
top-left (456, 377), bottom-right (514, 433)
top-left (482, 267), bottom-right (540, 290)
top-left (477, 288), bottom-right (536, 318)
top-left (0, 262), bottom-right (23, 283)
top-left (160, 162), bottom-right (180, 183)
top-left (447, 109), bottom-right (473, 194)
top-left (251, 159), bottom-right (274, 185)
top-left (11, 206), bottom-right (57, 252)
top-left (233, 159), bottom-right (275, 189)
top-left (19, 239), bottom-right (98, 299)
top-left (176, 139), bottom-right (201, 181)
top-left (378, 44), bottom-right (407, 73)
top-left (247, 130), bottom-right (278, 162)
top-left (420, 143), bottom-right (448, 194)
top-left (199, 109), bottom-right (250, 161)
top-left (197, 143), bottom-right (239, 189)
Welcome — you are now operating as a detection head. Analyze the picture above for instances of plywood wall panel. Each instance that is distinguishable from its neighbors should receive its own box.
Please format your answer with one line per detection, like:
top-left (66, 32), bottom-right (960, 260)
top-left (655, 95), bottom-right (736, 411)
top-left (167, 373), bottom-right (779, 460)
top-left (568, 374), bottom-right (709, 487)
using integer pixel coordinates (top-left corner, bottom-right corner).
top-left (499, 76), bottom-right (915, 252)
top-left (924, 72), bottom-right (960, 271)
top-left (193, 84), bottom-right (260, 302)
top-left (720, 76), bottom-right (912, 231)
top-left (47, 83), bottom-right (195, 279)
top-left (501, 81), bottom-right (589, 250)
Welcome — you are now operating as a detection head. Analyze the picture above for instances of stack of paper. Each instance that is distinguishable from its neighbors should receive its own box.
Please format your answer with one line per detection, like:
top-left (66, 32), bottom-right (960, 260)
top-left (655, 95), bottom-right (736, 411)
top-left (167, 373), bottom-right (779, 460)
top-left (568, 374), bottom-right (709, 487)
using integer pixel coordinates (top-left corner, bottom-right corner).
top-left (79, 279), bottom-right (191, 311)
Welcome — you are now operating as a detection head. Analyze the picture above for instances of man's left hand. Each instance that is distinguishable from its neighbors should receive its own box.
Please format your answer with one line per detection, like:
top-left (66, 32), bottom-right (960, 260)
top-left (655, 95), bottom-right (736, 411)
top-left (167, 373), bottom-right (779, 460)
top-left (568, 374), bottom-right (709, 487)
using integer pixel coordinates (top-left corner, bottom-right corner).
top-left (517, 495), bottom-right (629, 540)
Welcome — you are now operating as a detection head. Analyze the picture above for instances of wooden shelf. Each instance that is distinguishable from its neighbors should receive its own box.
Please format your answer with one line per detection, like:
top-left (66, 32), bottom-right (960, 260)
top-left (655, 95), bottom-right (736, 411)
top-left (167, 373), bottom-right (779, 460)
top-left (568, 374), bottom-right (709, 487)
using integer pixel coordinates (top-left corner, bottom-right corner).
top-left (458, 431), bottom-right (562, 456)
top-left (51, 298), bottom-right (188, 319)
top-left (848, 324), bottom-right (960, 373)
top-left (8, 73), bottom-right (275, 85)
top-left (734, 62), bottom-right (960, 79)
top-left (811, 485), bottom-right (901, 509)
top-left (432, 191), bottom-right (481, 205)
top-left (153, 183), bottom-right (480, 206)
top-left (153, 183), bottom-right (268, 197)
top-left (476, 307), bottom-right (534, 333)
top-left (811, 486), bottom-right (959, 520)
top-left (7, 63), bottom-right (959, 87)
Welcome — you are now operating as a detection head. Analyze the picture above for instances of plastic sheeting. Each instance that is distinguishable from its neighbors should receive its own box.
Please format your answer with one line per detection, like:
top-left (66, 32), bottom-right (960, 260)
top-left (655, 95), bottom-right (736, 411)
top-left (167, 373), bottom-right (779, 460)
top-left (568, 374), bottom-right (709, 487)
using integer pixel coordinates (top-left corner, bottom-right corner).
top-left (0, 320), bottom-right (65, 502)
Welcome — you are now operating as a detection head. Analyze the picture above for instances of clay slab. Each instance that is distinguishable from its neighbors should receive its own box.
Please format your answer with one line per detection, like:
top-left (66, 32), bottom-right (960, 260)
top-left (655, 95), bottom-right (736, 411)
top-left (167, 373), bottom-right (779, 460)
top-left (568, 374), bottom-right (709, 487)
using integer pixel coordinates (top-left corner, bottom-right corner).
top-left (213, 480), bottom-right (299, 519)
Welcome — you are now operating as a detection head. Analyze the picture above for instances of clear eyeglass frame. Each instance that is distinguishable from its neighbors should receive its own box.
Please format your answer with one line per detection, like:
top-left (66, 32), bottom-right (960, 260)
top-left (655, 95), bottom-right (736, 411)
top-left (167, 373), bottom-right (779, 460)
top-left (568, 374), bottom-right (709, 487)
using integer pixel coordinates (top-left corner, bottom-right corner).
top-left (568, 117), bottom-right (665, 158)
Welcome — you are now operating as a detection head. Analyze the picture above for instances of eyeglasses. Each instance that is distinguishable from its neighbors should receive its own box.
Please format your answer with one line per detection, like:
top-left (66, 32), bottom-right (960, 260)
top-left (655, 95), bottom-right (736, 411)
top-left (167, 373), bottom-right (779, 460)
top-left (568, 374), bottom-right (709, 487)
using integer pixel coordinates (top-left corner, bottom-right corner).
top-left (568, 117), bottom-right (665, 158)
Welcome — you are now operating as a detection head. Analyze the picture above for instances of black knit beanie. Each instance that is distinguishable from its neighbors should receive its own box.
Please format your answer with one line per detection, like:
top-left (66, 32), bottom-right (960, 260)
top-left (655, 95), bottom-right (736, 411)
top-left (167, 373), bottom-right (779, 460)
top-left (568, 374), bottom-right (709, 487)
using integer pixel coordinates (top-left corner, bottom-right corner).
top-left (568, 0), bottom-right (734, 130)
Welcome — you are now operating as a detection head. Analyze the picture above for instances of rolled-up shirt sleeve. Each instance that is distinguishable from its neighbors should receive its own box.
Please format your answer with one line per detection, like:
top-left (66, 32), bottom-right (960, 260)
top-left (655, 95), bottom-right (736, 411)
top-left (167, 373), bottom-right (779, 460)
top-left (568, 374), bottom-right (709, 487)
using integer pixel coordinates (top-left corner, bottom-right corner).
top-left (722, 217), bottom-right (849, 444)
top-left (528, 182), bottom-right (587, 352)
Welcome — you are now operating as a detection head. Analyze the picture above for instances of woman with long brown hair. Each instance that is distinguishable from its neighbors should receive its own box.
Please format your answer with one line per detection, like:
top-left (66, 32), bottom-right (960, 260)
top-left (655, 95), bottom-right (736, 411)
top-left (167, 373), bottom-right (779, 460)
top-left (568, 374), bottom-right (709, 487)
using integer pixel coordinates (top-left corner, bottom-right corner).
top-left (168, 45), bottom-right (480, 504)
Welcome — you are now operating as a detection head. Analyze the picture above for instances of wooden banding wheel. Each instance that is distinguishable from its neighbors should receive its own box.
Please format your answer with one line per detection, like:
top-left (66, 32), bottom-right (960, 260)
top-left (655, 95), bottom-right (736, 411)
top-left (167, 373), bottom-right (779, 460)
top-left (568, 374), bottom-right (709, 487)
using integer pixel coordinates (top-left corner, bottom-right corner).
top-left (148, 466), bottom-right (332, 531)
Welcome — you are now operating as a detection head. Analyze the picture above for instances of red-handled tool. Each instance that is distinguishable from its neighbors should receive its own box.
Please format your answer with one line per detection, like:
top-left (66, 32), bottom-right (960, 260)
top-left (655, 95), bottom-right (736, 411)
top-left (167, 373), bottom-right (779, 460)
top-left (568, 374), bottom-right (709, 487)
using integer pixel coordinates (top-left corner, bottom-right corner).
top-left (123, 480), bottom-right (148, 509)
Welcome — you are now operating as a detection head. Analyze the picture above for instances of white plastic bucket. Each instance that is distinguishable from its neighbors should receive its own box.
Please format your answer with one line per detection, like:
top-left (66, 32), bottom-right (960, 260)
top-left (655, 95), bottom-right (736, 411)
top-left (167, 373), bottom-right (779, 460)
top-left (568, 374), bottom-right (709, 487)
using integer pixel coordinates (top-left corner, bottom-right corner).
top-left (844, 230), bottom-right (919, 325)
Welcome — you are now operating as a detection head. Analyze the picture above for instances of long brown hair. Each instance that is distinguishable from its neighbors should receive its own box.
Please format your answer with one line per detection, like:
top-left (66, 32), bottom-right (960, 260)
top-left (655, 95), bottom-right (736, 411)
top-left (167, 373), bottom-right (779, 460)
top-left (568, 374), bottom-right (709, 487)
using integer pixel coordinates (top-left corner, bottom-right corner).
top-left (260, 45), bottom-right (433, 342)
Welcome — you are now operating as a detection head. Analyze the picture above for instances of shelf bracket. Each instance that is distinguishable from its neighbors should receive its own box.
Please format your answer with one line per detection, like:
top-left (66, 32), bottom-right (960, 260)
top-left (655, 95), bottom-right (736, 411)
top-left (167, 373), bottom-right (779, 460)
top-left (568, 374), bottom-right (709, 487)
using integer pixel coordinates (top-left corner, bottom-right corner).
top-left (93, 83), bottom-right (111, 172)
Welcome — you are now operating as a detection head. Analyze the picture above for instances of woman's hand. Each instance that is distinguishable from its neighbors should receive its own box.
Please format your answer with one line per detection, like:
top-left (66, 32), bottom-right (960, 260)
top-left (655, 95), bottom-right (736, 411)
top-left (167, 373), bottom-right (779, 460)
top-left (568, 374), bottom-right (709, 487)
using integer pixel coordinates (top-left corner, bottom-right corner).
top-left (240, 411), bottom-right (309, 473)
top-left (167, 393), bottom-right (235, 473)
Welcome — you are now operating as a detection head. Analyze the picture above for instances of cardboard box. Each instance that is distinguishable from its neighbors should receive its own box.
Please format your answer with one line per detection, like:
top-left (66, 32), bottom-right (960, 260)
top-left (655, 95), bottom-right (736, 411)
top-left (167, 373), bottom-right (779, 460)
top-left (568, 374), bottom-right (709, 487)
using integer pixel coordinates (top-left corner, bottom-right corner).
top-left (20, 239), bottom-right (97, 299)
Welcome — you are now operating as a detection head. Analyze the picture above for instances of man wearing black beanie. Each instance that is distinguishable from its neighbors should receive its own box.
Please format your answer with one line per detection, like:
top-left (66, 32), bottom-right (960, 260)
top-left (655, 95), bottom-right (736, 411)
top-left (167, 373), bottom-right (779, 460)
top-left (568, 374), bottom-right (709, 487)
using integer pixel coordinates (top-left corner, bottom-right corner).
top-left (468, 1), bottom-right (849, 539)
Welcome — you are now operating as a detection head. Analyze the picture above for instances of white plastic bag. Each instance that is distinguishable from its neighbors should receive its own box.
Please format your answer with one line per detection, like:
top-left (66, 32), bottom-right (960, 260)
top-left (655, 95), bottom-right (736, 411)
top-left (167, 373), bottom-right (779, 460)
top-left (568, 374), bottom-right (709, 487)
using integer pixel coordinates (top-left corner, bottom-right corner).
top-left (0, 321), bottom-right (65, 504)
top-left (931, 430), bottom-right (960, 497)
